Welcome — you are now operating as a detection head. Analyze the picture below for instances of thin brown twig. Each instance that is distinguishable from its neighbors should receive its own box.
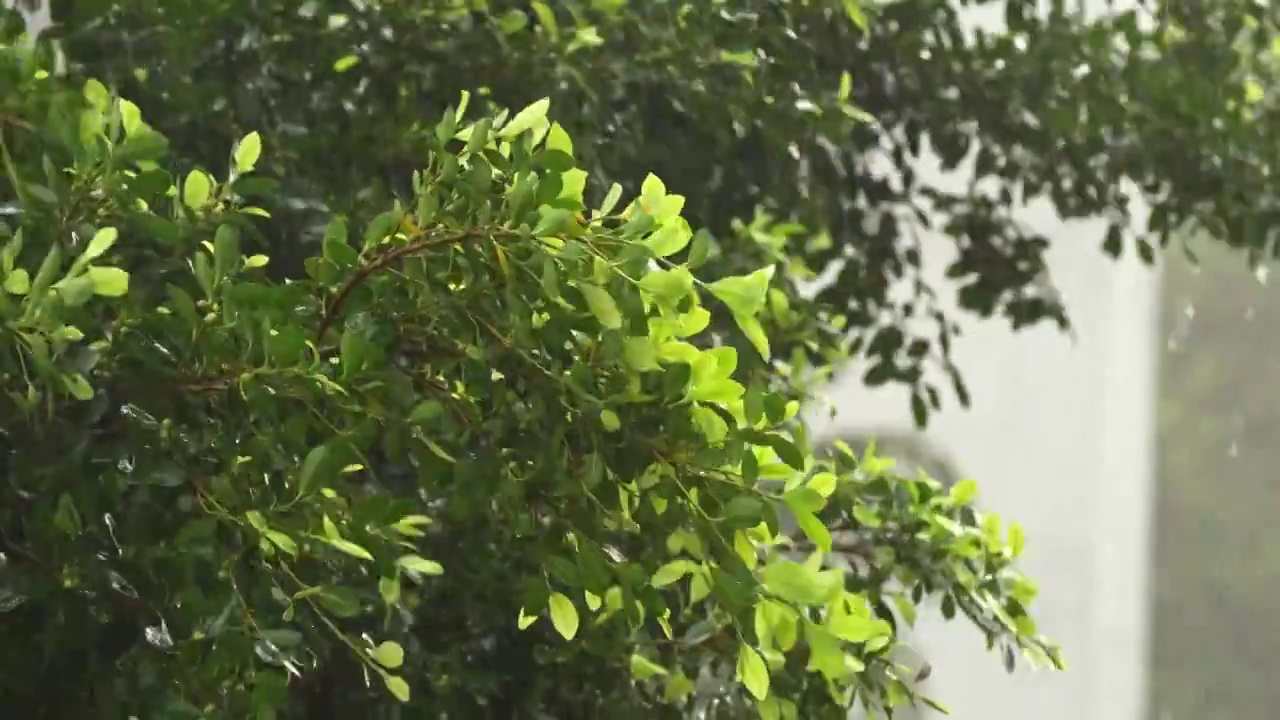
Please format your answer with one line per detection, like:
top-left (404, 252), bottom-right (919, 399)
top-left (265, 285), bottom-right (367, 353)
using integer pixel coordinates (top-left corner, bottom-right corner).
top-left (315, 228), bottom-right (478, 340)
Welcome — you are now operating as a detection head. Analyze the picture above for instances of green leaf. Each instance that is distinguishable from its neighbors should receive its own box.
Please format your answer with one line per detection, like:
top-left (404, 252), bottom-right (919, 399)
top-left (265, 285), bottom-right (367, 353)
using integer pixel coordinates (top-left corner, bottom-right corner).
top-left (118, 98), bottom-right (142, 135)
top-left (213, 223), bottom-right (241, 277)
top-left (183, 170), bottom-right (213, 210)
top-left (298, 445), bottom-right (329, 496)
top-left (396, 554), bottom-right (445, 576)
top-left (410, 400), bottom-right (445, 424)
top-left (390, 515), bottom-right (433, 537)
top-left (736, 643), bottom-right (770, 701)
top-left (371, 641), bottom-right (405, 669)
top-left (623, 337), bottom-right (659, 371)
top-left (517, 607), bottom-right (539, 630)
top-left (758, 432), bottom-right (805, 471)
top-left (842, 0), bottom-right (868, 28)
top-left (498, 97), bottom-right (551, 139)
top-left (708, 267), bottom-right (775, 317)
top-left (464, 117), bottom-right (492, 155)
top-left (950, 478), bottom-right (979, 505)
top-left (533, 207), bottom-right (578, 238)
top-left (383, 674), bottom-right (410, 703)
top-left (783, 487), bottom-right (826, 515)
top-left (760, 561), bottom-right (842, 606)
top-left (334, 55), bottom-right (360, 72)
top-left (63, 372), bottom-right (94, 401)
top-left (597, 183), bottom-right (623, 216)
top-left (315, 587), bottom-right (362, 618)
top-left (1008, 521), bottom-right (1026, 557)
top-left (325, 538), bottom-right (374, 562)
top-left (86, 266), bottom-right (129, 297)
top-left (83, 78), bottom-right (109, 110)
top-left (808, 472), bottom-right (838, 497)
top-left (264, 530), bottom-right (297, 556)
top-left (548, 592), bottom-right (579, 640)
top-left (379, 577), bottom-right (401, 605)
top-left (259, 629), bottom-right (302, 648)
top-left (82, 227), bottom-right (118, 262)
top-left (496, 8), bottom-right (529, 34)
top-left (722, 495), bottom-right (765, 528)
top-left (651, 560), bottom-right (693, 588)
top-left (530, 1), bottom-right (557, 34)
top-left (793, 510), bottom-right (832, 552)
top-left (629, 654), bottom-right (668, 680)
top-left (579, 283), bottom-right (622, 329)
top-left (3, 269), bottom-right (29, 295)
top-left (545, 122), bottom-right (573, 156)
top-left (664, 672), bottom-right (696, 702)
top-left (733, 313), bottom-right (771, 360)
top-left (638, 266), bottom-right (695, 306)
top-left (234, 131), bottom-right (262, 174)
top-left (600, 408), bottom-right (621, 432)
top-left (640, 173), bottom-right (666, 207)
top-left (829, 609), bottom-right (887, 643)
top-left (56, 276), bottom-right (95, 306)
top-left (644, 218), bottom-right (693, 257)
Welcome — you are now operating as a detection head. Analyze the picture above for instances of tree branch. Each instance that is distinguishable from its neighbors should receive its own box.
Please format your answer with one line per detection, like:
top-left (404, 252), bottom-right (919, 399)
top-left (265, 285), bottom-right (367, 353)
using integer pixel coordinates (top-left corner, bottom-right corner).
top-left (315, 228), bottom-right (478, 340)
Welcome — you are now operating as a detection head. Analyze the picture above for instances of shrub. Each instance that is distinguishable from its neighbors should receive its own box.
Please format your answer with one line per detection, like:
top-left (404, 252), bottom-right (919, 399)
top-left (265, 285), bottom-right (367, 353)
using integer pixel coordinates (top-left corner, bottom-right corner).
top-left (0, 11), bottom-right (1055, 719)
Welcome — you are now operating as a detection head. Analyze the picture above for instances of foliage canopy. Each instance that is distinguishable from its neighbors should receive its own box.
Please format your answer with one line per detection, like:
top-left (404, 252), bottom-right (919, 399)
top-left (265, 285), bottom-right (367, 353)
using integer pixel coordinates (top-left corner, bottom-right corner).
top-left (0, 4), bottom-right (1063, 717)
top-left (10, 0), bottom-right (1280, 716)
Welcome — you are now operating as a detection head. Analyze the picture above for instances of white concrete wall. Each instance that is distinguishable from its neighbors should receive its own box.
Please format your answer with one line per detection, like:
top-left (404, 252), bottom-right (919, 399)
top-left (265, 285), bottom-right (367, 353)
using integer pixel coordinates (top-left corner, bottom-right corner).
top-left (813, 2), bottom-right (1160, 718)
top-left (5, 0), bottom-right (48, 33)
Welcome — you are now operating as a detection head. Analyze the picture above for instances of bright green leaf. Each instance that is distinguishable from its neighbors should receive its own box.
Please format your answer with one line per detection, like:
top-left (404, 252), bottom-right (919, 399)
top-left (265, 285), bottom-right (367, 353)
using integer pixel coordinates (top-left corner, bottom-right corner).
top-left (644, 218), bottom-right (693, 257)
top-left (383, 674), bottom-right (410, 703)
top-left (234, 131), bottom-right (262, 174)
top-left (579, 283), bottom-right (622, 329)
top-left (87, 267), bottom-right (129, 297)
top-left (548, 592), bottom-right (579, 640)
top-left (82, 227), bottom-right (118, 262)
top-left (325, 538), bottom-right (374, 562)
top-left (950, 478), bottom-right (979, 505)
top-left (760, 561), bottom-right (842, 606)
top-left (651, 560), bottom-right (693, 588)
top-left (371, 641), bottom-right (405, 669)
top-left (629, 654), bottom-right (668, 680)
top-left (298, 445), bottom-right (329, 496)
top-left (498, 97), bottom-right (551, 139)
top-left (183, 170), bottom-right (213, 210)
top-left (736, 643), bottom-right (770, 701)
top-left (396, 554), bottom-right (444, 576)
top-left (3, 269), bottom-right (29, 295)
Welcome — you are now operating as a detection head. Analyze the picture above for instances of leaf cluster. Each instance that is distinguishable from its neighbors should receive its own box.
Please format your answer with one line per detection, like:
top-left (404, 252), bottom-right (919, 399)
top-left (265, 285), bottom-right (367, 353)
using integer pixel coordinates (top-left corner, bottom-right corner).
top-left (0, 24), bottom-right (1057, 719)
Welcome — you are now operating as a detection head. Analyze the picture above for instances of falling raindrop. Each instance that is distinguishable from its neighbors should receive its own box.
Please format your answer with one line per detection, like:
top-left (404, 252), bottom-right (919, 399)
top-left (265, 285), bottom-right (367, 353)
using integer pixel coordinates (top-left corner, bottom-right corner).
top-left (119, 404), bottom-right (158, 429)
top-left (1255, 264), bottom-right (1270, 286)
top-left (144, 620), bottom-right (174, 650)
top-left (0, 587), bottom-right (27, 612)
top-left (1228, 441), bottom-right (1239, 458)
top-left (109, 570), bottom-right (138, 598)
